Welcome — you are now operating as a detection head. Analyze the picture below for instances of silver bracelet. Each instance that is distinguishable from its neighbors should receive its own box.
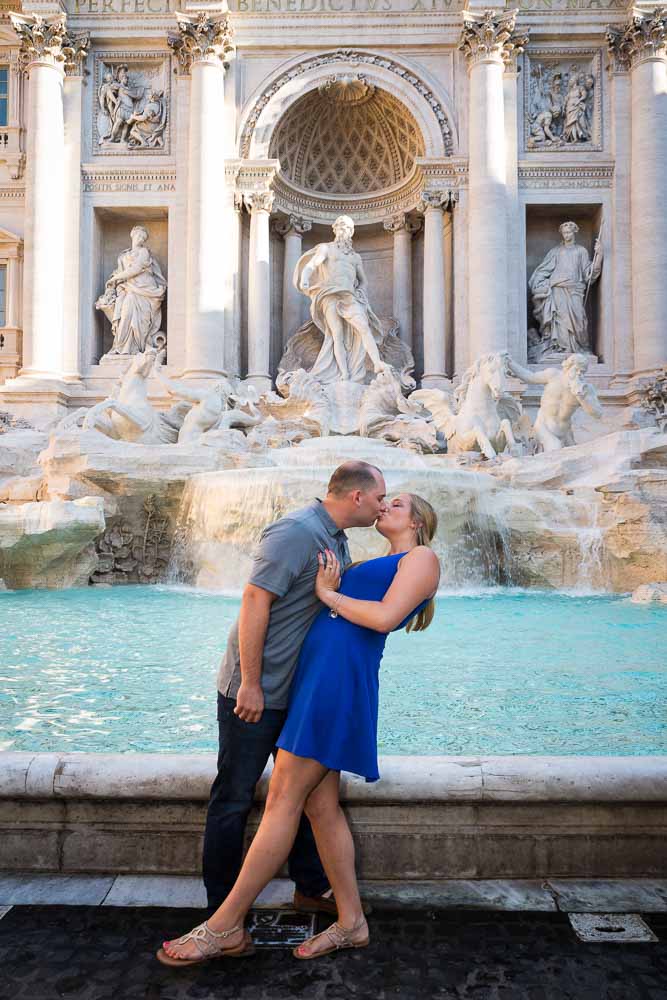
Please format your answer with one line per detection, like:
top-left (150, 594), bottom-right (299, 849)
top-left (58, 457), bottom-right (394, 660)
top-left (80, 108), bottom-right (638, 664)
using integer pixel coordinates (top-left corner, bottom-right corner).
top-left (329, 593), bottom-right (343, 619)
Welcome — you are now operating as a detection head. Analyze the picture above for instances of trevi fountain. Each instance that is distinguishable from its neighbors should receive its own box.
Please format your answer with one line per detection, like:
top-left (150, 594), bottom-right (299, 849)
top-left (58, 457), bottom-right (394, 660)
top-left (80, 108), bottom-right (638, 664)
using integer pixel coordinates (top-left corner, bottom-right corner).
top-left (0, 0), bottom-right (665, 882)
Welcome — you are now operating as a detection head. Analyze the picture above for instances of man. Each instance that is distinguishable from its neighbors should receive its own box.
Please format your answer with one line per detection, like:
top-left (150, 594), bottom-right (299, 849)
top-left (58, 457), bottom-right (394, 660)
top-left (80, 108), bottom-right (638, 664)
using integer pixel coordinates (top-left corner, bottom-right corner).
top-left (203, 461), bottom-right (388, 913)
top-left (294, 215), bottom-right (392, 384)
top-left (506, 352), bottom-right (603, 452)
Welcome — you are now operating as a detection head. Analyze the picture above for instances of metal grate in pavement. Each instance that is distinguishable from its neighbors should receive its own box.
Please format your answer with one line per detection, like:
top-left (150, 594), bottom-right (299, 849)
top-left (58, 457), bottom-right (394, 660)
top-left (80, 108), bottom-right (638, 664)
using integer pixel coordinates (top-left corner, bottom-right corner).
top-left (569, 912), bottom-right (658, 943)
top-left (247, 909), bottom-right (317, 948)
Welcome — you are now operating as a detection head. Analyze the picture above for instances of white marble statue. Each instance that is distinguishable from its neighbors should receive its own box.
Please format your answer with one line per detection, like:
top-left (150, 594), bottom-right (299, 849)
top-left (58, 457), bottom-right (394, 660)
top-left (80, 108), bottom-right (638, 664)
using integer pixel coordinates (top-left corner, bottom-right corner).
top-left (81, 348), bottom-right (178, 445)
top-left (507, 353), bottom-right (603, 452)
top-left (360, 369), bottom-right (438, 452)
top-left (151, 368), bottom-right (261, 444)
top-left (95, 225), bottom-right (167, 357)
top-left (528, 221), bottom-right (602, 358)
top-left (126, 88), bottom-right (167, 149)
top-left (294, 215), bottom-right (392, 384)
top-left (412, 352), bottom-right (523, 459)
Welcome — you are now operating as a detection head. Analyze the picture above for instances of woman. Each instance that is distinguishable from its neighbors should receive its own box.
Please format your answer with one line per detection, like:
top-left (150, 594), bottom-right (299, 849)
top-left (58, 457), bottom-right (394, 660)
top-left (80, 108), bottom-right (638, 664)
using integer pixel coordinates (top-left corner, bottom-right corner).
top-left (158, 493), bottom-right (440, 967)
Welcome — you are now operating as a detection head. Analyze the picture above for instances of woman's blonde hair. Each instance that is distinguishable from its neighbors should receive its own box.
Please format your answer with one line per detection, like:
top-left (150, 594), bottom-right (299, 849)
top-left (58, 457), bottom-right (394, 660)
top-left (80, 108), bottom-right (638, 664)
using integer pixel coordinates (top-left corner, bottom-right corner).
top-left (405, 493), bottom-right (438, 633)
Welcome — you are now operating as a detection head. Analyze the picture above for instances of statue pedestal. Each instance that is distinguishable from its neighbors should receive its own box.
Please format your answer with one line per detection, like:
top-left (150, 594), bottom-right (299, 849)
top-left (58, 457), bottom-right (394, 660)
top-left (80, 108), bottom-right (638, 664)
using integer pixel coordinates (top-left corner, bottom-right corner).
top-left (97, 353), bottom-right (135, 374)
top-left (323, 380), bottom-right (366, 435)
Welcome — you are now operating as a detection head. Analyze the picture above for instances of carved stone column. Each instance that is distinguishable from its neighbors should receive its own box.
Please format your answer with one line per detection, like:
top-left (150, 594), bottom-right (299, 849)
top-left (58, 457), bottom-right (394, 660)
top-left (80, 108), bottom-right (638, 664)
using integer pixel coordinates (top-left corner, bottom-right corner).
top-left (246, 190), bottom-right (274, 394)
top-left (419, 192), bottom-right (449, 388)
top-left (459, 8), bottom-right (528, 359)
top-left (9, 13), bottom-right (88, 381)
top-left (169, 11), bottom-right (234, 378)
top-left (62, 36), bottom-right (90, 381)
top-left (608, 8), bottom-right (667, 373)
top-left (274, 215), bottom-right (311, 349)
top-left (383, 214), bottom-right (420, 350)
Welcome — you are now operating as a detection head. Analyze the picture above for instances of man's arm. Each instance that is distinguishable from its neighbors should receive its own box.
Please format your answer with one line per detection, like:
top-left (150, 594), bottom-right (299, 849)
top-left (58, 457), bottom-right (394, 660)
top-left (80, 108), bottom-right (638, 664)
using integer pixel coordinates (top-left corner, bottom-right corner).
top-left (506, 357), bottom-right (553, 385)
top-left (299, 244), bottom-right (327, 291)
top-left (235, 583), bottom-right (277, 723)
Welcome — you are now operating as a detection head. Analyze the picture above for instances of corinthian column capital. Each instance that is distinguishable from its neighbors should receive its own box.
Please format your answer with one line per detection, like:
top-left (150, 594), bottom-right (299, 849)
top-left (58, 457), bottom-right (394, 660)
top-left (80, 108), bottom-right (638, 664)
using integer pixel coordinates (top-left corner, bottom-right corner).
top-left (606, 7), bottom-right (667, 72)
top-left (10, 12), bottom-right (89, 74)
top-left (459, 8), bottom-right (529, 71)
top-left (245, 190), bottom-right (275, 214)
top-left (168, 9), bottom-right (235, 75)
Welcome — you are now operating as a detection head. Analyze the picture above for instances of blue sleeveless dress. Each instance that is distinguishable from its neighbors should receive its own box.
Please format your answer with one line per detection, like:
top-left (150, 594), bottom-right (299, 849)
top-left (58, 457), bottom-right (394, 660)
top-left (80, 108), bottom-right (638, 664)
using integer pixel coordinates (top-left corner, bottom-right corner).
top-left (276, 553), bottom-right (429, 782)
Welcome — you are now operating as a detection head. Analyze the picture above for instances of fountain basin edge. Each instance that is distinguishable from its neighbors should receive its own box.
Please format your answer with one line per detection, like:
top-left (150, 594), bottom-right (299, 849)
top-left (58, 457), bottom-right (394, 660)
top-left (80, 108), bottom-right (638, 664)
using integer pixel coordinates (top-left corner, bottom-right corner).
top-left (2, 752), bottom-right (666, 879)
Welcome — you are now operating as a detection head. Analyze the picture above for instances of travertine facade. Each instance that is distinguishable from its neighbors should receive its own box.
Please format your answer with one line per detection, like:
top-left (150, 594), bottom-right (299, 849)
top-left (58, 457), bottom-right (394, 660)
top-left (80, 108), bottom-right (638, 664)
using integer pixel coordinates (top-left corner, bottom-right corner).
top-left (0, 0), bottom-right (664, 424)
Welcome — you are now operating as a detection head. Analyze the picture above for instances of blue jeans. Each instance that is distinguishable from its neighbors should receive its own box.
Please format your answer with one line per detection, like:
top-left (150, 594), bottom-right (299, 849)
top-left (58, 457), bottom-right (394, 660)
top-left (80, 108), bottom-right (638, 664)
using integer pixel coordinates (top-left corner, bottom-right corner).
top-left (202, 693), bottom-right (329, 909)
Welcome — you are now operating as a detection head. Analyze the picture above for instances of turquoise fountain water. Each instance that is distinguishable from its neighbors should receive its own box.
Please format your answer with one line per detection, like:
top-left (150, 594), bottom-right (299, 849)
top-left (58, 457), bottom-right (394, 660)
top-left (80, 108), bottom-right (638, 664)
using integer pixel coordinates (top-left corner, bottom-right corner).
top-left (1, 585), bottom-right (665, 755)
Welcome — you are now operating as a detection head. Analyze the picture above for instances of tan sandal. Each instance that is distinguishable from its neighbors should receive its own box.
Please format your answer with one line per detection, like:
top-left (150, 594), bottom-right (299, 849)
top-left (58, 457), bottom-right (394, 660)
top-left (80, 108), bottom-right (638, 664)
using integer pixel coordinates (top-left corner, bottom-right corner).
top-left (293, 916), bottom-right (369, 961)
top-left (156, 921), bottom-right (255, 968)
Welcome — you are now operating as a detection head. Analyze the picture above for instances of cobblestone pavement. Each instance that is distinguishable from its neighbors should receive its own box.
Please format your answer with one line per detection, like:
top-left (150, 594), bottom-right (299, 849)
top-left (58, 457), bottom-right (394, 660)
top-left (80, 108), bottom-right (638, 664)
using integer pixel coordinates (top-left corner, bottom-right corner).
top-left (0, 906), bottom-right (666, 1000)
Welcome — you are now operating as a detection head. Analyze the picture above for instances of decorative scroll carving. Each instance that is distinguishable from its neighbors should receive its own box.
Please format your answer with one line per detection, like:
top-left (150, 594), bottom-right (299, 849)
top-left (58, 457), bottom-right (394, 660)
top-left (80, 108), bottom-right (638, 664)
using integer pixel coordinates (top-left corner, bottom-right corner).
top-left (607, 8), bottom-right (667, 71)
top-left (383, 214), bottom-right (422, 235)
top-left (272, 214), bottom-right (312, 238)
top-left (167, 10), bottom-right (235, 75)
top-left (240, 49), bottom-right (454, 158)
top-left (10, 12), bottom-right (90, 75)
top-left (245, 190), bottom-right (275, 214)
top-left (417, 189), bottom-right (453, 213)
top-left (459, 8), bottom-right (529, 69)
top-left (525, 50), bottom-right (602, 152)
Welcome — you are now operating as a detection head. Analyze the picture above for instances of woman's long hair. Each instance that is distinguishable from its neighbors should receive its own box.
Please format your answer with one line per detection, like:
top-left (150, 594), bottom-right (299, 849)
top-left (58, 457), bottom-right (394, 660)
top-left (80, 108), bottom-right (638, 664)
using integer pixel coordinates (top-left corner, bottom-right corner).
top-left (405, 494), bottom-right (438, 633)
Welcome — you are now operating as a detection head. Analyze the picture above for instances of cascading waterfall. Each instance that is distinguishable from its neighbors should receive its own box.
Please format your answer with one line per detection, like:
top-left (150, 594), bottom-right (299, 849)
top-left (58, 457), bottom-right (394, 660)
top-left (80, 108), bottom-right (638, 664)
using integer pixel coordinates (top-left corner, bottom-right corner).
top-left (167, 438), bottom-right (608, 594)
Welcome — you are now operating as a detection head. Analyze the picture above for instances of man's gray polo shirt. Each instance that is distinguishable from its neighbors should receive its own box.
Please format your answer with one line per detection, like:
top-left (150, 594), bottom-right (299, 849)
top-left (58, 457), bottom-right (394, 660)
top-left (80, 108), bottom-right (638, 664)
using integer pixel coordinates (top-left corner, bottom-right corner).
top-left (218, 499), bottom-right (351, 710)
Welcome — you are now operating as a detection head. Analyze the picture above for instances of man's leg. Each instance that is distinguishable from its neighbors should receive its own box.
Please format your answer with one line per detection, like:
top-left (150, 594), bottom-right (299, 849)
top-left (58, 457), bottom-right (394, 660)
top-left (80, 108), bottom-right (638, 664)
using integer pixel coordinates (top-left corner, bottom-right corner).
top-left (321, 300), bottom-right (350, 380)
top-left (202, 693), bottom-right (284, 909)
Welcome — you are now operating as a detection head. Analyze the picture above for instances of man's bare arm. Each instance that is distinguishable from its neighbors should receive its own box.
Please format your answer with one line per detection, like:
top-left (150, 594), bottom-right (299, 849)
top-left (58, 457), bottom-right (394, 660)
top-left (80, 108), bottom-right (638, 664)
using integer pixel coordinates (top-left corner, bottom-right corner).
top-left (507, 358), bottom-right (553, 385)
top-left (235, 583), bottom-right (276, 723)
top-left (300, 244), bottom-right (328, 290)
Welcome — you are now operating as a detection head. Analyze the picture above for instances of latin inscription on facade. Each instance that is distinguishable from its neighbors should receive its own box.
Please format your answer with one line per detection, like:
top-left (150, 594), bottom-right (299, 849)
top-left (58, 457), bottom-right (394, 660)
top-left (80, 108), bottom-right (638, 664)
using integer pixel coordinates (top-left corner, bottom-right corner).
top-left (66, 0), bottom-right (626, 13)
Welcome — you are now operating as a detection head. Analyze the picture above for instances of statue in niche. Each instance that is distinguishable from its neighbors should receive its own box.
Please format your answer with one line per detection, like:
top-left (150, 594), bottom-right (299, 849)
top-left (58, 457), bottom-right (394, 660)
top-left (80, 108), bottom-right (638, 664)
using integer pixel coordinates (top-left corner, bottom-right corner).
top-left (527, 61), bottom-right (596, 148)
top-left (506, 353), bottom-right (603, 452)
top-left (293, 215), bottom-right (394, 384)
top-left (95, 225), bottom-right (167, 357)
top-left (528, 221), bottom-right (602, 360)
top-left (97, 64), bottom-right (167, 149)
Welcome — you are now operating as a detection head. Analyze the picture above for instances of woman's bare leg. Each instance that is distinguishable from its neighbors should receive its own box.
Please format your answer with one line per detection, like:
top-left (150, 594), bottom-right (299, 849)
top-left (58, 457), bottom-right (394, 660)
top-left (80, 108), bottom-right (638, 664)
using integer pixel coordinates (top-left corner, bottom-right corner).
top-left (295, 771), bottom-right (367, 957)
top-left (163, 750), bottom-right (328, 961)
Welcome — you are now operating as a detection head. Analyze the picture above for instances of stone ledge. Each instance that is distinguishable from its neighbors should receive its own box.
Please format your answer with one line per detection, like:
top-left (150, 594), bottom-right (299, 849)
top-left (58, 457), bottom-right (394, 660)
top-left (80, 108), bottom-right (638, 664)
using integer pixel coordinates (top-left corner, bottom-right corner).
top-left (2, 752), bottom-right (667, 804)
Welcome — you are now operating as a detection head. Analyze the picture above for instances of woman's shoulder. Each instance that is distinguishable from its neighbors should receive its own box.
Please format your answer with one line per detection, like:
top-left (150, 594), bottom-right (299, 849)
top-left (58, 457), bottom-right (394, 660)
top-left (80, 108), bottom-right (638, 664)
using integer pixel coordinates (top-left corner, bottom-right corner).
top-left (399, 545), bottom-right (439, 564)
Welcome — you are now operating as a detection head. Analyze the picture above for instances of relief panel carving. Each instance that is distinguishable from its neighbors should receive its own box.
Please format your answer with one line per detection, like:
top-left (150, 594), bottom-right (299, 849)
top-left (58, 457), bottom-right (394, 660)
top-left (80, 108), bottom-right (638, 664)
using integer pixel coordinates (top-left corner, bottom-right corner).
top-left (524, 49), bottom-right (603, 152)
top-left (93, 52), bottom-right (171, 155)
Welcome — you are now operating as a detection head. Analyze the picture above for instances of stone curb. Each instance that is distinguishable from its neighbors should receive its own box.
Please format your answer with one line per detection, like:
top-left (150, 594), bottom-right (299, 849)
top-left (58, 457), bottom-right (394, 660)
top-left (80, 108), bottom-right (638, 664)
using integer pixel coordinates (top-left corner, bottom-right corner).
top-left (2, 752), bottom-right (667, 803)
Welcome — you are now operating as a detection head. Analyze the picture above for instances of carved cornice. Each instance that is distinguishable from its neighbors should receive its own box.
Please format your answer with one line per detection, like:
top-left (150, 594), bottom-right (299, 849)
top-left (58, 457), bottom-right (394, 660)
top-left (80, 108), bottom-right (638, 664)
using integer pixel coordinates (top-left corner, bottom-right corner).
top-left (383, 213), bottom-right (422, 235)
top-left (272, 214), bottom-right (312, 238)
top-left (239, 49), bottom-right (454, 159)
top-left (518, 163), bottom-right (614, 188)
top-left (10, 12), bottom-right (89, 74)
top-left (459, 8), bottom-right (529, 70)
top-left (606, 7), bottom-right (667, 71)
top-left (167, 10), bottom-right (234, 75)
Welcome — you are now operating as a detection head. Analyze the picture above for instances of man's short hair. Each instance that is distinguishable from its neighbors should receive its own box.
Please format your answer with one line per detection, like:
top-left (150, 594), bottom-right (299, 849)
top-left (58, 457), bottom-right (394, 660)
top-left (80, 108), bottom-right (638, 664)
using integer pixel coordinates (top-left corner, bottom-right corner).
top-left (327, 461), bottom-right (382, 497)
